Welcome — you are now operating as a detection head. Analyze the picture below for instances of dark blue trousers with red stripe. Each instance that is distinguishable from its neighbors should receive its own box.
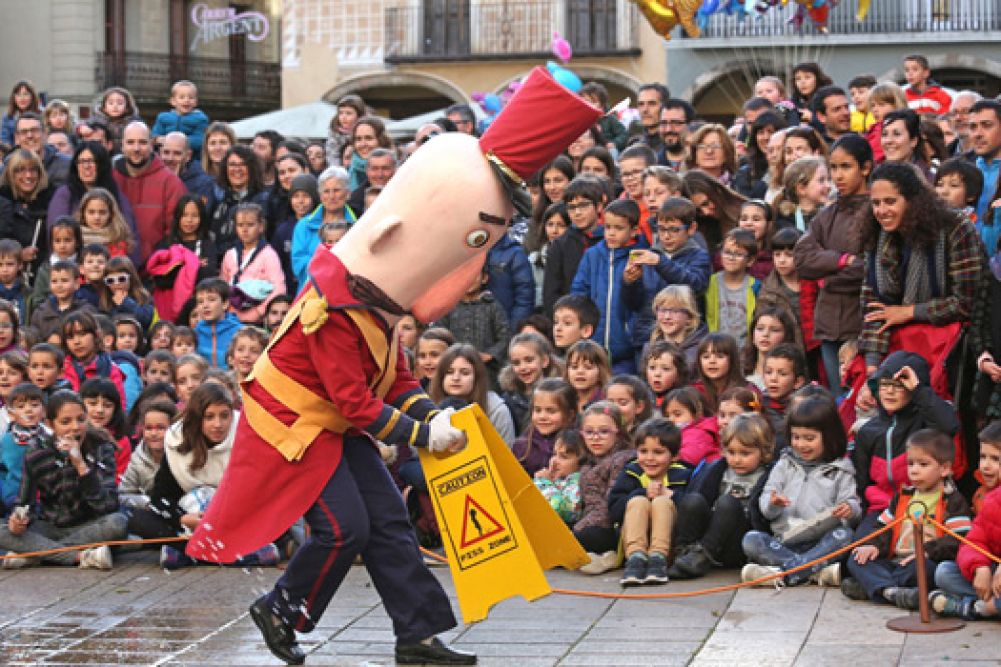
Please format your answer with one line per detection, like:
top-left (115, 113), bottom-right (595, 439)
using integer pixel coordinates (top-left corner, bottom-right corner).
top-left (266, 436), bottom-right (457, 641)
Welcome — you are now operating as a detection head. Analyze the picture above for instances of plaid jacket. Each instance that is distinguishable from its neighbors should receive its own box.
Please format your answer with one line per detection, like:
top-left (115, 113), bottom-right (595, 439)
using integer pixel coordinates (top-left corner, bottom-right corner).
top-left (18, 434), bottom-right (120, 528)
top-left (860, 219), bottom-right (986, 360)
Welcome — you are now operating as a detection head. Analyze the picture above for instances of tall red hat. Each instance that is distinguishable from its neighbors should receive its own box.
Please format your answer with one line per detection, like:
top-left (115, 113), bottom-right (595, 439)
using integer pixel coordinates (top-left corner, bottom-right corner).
top-left (479, 67), bottom-right (601, 213)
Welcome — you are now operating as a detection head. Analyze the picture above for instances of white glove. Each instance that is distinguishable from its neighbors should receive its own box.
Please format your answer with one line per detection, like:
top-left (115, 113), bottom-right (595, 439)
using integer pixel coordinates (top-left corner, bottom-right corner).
top-left (428, 408), bottom-right (467, 453)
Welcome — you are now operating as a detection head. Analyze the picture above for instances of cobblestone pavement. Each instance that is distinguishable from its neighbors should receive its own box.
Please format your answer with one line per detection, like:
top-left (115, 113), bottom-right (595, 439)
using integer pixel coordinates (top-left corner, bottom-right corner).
top-left (0, 552), bottom-right (996, 666)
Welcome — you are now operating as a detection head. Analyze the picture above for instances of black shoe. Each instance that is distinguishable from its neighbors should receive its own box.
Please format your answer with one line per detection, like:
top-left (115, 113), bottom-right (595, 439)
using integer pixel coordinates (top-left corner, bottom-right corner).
top-left (645, 553), bottom-right (669, 585)
top-left (840, 576), bottom-right (867, 601)
top-left (668, 543), bottom-right (714, 579)
top-left (620, 553), bottom-right (648, 586)
top-left (883, 586), bottom-right (920, 610)
top-left (395, 637), bottom-right (477, 665)
top-left (249, 596), bottom-right (305, 665)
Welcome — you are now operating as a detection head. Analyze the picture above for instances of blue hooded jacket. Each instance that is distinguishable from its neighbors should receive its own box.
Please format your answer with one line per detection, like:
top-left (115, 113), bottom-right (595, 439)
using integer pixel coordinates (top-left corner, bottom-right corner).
top-left (571, 239), bottom-right (643, 363)
top-left (621, 239), bottom-right (712, 349)
top-left (487, 233), bottom-right (535, 328)
top-left (152, 108), bottom-right (210, 157)
top-left (195, 312), bottom-right (243, 370)
top-left (291, 204), bottom-right (357, 289)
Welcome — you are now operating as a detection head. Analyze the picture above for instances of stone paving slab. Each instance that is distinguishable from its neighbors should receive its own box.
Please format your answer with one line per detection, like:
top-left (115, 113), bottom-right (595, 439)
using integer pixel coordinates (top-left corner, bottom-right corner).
top-left (0, 553), bottom-right (997, 666)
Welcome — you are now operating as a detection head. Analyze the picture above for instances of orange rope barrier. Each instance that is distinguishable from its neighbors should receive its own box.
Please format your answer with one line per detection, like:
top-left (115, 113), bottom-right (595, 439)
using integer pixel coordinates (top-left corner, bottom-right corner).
top-left (0, 536), bottom-right (186, 561)
top-left (420, 515), bottom-right (907, 600)
top-left (927, 517), bottom-right (1001, 566)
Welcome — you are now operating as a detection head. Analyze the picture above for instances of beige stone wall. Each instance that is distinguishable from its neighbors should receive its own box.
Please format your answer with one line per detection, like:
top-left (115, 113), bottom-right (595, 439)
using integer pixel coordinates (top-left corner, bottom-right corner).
top-left (282, 0), bottom-right (668, 111)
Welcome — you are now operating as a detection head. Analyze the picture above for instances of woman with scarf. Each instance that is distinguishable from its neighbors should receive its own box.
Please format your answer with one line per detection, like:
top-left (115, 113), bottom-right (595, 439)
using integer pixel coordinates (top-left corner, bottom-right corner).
top-left (859, 162), bottom-right (985, 377)
top-left (347, 116), bottom-right (392, 192)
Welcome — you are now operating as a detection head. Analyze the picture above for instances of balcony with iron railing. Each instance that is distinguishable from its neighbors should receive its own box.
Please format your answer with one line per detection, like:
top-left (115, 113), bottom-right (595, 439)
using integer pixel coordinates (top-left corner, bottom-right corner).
top-left (675, 0), bottom-right (1000, 46)
top-left (96, 52), bottom-right (281, 111)
top-left (384, 1), bottom-right (640, 63)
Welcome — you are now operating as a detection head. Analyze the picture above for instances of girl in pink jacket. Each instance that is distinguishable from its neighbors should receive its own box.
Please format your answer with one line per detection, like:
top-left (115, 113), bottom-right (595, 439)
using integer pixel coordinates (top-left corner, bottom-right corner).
top-left (219, 203), bottom-right (286, 325)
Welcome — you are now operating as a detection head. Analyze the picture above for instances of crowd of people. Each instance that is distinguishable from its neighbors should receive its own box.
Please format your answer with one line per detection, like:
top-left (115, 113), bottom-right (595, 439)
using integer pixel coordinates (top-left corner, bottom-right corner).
top-left (0, 54), bottom-right (998, 625)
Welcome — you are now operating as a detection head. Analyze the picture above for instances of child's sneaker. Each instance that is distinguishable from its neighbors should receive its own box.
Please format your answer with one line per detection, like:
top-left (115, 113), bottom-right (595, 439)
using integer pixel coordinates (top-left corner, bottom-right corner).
top-left (580, 550), bottom-right (619, 575)
top-left (78, 545), bottom-right (112, 570)
top-left (840, 576), bottom-right (867, 600)
top-left (813, 563), bottom-right (841, 587)
top-left (929, 591), bottom-right (977, 620)
top-left (740, 563), bottom-right (782, 587)
top-left (620, 553), bottom-right (647, 586)
top-left (160, 545), bottom-right (195, 570)
top-left (644, 553), bottom-right (669, 585)
top-left (882, 586), bottom-right (920, 610)
top-left (1, 553), bottom-right (31, 569)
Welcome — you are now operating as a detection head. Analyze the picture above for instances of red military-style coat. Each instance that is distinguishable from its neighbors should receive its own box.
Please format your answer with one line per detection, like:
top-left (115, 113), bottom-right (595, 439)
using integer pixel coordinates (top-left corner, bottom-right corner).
top-left (187, 249), bottom-right (438, 563)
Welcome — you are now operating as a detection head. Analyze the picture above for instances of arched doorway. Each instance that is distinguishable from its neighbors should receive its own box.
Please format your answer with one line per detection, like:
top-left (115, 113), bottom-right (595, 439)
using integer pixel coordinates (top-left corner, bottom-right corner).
top-left (690, 60), bottom-right (782, 124)
top-left (324, 72), bottom-right (468, 120)
top-left (881, 55), bottom-right (1001, 99)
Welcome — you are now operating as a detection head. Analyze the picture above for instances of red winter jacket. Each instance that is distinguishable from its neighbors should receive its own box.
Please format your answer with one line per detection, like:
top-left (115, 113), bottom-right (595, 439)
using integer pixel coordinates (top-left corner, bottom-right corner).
top-left (147, 244), bottom-right (200, 323)
top-left (113, 155), bottom-right (187, 265)
top-left (958, 486), bottom-right (1001, 580)
top-left (905, 84), bottom-right (953, 115)
top-left (679, 416), bottom-right (720, 467)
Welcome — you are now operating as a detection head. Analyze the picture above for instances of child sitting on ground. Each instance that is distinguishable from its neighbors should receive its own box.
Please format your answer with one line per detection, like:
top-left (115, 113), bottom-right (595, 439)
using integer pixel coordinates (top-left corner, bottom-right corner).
top-left (118, 400), bottom-right (178, 512)
top-left (852, 352), bottom-right (959, 541)
top-left (927, 421), bottom-right (1000, 619)
top-left (512, 378), bottom-right (577, 476)
top-left (670, 413), bottom-right (773, 579)
top-left (845, 429), bottom-right (971, 610)
top-left (575, 401), bottom-right (635, 575)
top-left (0, 383), bottom-right (48, 514)
top-left (741, 395), bottom-right (860, 586)
top-left (609, 418), bottom-right (692, 586)
top-left (534, 428), bottom-right (585, 526)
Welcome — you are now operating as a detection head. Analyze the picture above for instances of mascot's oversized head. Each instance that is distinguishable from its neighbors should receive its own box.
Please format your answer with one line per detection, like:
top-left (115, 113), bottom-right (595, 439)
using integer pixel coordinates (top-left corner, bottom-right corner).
top-left (332, 67), bottom-right (601, 323)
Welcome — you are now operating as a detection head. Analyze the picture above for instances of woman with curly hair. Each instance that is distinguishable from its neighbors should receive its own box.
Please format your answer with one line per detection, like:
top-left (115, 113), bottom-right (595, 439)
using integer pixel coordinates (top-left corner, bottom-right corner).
top-left (859, 162), bottom-right (986, 375)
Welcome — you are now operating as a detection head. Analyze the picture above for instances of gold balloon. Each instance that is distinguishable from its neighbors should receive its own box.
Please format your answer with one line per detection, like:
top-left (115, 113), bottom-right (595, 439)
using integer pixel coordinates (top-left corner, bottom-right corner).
top-left (857, 0), bottom-right (871, 20)
top-left (630, 0), bottom-right (703, 40)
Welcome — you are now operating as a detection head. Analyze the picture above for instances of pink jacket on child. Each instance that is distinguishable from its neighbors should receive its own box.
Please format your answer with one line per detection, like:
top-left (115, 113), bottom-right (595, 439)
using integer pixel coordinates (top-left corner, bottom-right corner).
top-left (679, 416), bottom-right (721, 467)
top-left (219, 242), bottom-right (286, 324)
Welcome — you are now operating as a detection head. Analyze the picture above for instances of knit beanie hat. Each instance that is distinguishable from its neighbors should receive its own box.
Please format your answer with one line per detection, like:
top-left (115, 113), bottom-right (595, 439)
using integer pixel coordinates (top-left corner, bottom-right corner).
top-left (289, 173), bottom-right (319, 204)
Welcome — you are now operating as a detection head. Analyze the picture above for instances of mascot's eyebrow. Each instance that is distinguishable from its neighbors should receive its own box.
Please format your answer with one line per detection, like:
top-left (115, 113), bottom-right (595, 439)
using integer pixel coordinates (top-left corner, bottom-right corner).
top-left (478, 211), bottom-right (509, 227)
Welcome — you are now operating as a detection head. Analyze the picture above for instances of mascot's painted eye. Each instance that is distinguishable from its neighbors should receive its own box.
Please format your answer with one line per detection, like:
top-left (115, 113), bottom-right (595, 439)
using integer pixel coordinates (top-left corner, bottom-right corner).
top-left (466, 229), bottom-right (490, 248)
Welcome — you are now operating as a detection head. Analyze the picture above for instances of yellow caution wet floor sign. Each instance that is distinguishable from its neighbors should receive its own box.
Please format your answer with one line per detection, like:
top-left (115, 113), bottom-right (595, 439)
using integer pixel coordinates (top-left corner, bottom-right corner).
top-left (419, 404), bottom-right (589, 623)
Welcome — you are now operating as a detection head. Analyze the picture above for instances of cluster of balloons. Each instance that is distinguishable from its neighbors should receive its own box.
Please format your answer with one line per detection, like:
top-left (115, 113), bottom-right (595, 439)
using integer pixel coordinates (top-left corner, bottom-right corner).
top-left (472, 32), bottom-right (582, 132)
top-left (630, 0), bottom-right (873, 37)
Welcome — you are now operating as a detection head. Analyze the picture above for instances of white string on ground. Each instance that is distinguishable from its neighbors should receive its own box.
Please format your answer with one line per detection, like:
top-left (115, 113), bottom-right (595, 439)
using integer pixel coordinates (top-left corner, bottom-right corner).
top-left (150, 610), bottom-right (250, 666)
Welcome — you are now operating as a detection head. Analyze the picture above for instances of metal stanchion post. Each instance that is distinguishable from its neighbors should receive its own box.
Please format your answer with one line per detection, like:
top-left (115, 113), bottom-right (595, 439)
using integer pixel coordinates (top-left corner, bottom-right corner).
top-left (887, 501), bottom-right (965, 633)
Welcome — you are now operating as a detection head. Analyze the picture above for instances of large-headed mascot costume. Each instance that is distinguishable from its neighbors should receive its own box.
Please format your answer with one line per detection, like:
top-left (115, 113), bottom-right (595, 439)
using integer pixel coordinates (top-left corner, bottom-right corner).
top-left (187, 68), bottom-right (601, 665)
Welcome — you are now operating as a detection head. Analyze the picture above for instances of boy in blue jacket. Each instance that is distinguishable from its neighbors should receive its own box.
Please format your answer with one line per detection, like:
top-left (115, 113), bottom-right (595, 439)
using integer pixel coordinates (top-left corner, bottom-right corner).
top-left (152, 80), bottom-right (210, 159)
top-left (571, 198), bottom-right (644, 374)
top-left (609, 418), bottom-right (692, 586)
top-left (193, 278), bottom-right (243, 370)
top-left (623, 197), bottom-right (711, 360)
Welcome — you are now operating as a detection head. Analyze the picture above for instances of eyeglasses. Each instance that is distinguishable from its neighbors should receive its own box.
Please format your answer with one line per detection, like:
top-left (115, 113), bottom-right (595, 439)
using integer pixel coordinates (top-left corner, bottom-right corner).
top-left (878, 379), bottom-right (907, 391)
top-left (104, 274), bottom-right (129, 286)
top-left (581, 428), bottom-right (615, 439)
top-left (620, 170), bottom-right (644, 179)
top-left (226, 161), bottom-right (247, 169)
top-left (657, 224), bottom-right (688, 235)
top-left (77, 158), bottom-right (97, 166)
top-left (565, 202), bottom-right (594, 213)
top-left (697, 144), bottom-right (723, 152)
top-left (16, 126), bottom-right (42, 136)
top-left (721, 249), bottom-right (749, 260)
top-left (0, 322), bottom-right (14, 330)
top-left (656, 307), bottom-right (688, 317)
top-left (659, 120), bottom-right (687, 127)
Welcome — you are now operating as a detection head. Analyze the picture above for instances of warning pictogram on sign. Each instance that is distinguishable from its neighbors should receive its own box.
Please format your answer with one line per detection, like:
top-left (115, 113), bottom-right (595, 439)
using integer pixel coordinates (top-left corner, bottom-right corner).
top-left (460, 495), bottom-right (504, 548)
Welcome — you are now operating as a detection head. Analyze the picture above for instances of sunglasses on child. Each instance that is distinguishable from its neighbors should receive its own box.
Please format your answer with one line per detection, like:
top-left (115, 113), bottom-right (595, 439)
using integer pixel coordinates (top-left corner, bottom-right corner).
top-left (104, 274), bottom-right (129, 286)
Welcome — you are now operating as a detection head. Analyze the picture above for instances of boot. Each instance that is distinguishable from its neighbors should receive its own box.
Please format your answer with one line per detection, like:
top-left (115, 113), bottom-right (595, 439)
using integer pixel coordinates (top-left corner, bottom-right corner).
top-left (667, 543), bottom-right (717, 579)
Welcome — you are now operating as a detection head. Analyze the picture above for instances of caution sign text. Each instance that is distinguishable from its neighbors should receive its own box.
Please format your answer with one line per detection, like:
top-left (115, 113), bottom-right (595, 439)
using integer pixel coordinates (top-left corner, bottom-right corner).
top-left (430, 455), bottom-right (518, 570)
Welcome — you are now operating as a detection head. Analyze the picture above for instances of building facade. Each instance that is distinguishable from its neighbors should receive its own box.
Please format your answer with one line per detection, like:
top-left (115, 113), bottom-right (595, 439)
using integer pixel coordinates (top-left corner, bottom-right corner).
top-left (281, 0), bottom-right (667, 119)
top-left (0, 0), bottom-right (282, 122)
top-left (667, 0), bottom-right (1001, 121)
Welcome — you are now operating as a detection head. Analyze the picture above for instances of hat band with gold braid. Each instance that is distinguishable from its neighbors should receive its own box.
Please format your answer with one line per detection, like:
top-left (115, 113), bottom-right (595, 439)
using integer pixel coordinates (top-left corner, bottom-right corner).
top-left (485, 150), bottom-right (532, 217)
